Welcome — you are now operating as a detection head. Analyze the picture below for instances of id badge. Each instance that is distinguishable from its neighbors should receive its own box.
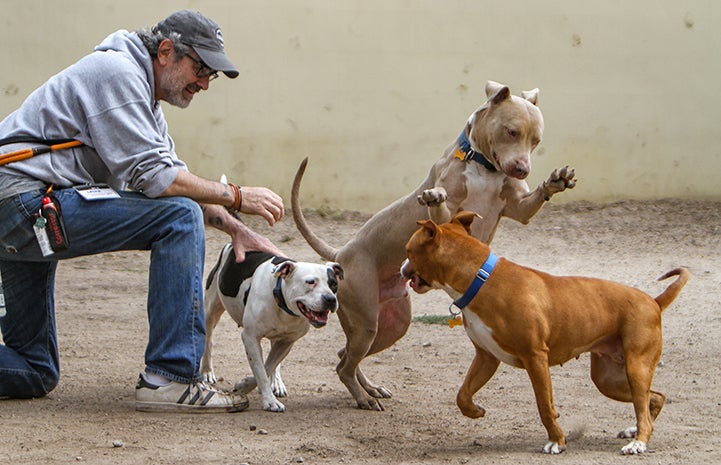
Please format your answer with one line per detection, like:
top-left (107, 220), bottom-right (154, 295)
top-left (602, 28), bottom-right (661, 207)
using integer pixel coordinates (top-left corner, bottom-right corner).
top-left (74, 184), bottom-right (120, 201)
top-left (33, 216), bottom-right (55, 256)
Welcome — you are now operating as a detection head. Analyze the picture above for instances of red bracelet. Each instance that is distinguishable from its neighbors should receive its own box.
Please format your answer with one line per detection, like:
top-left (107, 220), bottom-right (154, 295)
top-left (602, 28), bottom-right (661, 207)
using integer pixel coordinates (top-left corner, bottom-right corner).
top-left (228, 183), bottom-right (243, 211)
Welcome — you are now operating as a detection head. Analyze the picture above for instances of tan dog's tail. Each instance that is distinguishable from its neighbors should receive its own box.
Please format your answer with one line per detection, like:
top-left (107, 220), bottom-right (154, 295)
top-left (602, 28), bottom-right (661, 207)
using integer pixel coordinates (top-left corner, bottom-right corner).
top-left (654, 267), bottom-right (690, 311)
top-left (291, 157), bottom-right (340, 261)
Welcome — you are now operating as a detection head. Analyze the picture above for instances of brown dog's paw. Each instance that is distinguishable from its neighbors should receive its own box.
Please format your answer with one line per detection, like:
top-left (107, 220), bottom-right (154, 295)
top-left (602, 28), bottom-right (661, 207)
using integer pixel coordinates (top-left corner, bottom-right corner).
top-left (458, 403), bottom-right (486, 419)
top-left (543, 441), bottom-right (566, 454)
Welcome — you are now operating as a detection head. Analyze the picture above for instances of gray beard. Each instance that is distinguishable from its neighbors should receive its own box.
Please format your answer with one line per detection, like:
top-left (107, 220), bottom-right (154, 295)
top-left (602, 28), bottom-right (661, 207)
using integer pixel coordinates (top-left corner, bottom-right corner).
top-left (158, 68), bottom-right (194, 108)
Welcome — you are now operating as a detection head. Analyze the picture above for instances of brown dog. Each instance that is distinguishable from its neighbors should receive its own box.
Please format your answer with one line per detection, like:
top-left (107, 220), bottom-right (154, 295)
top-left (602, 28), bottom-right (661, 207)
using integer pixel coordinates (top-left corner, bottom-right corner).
top-left (400, 211), bottom-right (689, 455)
top-left (292, 81), bottom-right (577, 410)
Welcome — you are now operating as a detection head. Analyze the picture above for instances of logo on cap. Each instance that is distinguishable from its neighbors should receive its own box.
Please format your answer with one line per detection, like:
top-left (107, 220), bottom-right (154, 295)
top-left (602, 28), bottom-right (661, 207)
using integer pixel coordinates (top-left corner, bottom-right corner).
top-left (215, 28), bottom-right (224, 49)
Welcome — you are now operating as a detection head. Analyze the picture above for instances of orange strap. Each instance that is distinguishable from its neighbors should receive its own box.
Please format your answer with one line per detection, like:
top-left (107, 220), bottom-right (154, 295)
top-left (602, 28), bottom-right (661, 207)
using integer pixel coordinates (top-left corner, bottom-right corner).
top-left (0, 140), bottom-right (83, 166)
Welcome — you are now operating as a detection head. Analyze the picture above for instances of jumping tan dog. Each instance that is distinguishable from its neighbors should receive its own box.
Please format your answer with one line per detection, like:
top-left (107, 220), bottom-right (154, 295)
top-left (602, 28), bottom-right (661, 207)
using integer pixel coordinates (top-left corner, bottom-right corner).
top-left (400, 211), bottom-right (689, 455)
top-left (292, 81), bottom-right (577, 410)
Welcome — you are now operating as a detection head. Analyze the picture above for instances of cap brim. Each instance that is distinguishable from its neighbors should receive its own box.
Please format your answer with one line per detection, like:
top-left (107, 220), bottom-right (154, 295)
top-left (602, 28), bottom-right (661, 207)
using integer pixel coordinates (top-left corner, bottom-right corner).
top-left (193, 46), bottom-right (239, 79)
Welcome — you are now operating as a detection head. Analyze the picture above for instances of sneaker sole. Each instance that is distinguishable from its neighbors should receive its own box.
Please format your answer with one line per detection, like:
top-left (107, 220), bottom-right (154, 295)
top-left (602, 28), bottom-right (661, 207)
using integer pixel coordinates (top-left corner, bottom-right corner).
top-left (135, 399), bottom-right (249, 413)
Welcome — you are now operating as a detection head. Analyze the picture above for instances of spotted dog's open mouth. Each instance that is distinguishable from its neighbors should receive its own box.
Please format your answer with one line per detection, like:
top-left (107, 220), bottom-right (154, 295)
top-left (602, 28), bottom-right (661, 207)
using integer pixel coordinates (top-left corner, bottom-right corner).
top-left (297, 301), bottom-right (330, 328)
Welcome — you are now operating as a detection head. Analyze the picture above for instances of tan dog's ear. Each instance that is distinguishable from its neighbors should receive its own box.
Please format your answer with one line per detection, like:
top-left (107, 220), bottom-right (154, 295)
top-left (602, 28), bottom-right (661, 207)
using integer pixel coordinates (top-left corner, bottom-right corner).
top-left (486, 80), bottom-right (510, 104)
top-left (521, 88), bottom-right (539, 105)
top-left (452, 211), bottom-right (481, 234)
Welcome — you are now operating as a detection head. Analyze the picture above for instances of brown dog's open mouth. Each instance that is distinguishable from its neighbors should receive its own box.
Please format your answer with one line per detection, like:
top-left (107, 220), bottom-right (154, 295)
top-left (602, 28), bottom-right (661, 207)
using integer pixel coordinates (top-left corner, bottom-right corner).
top-left (409, 274), bottom-right (431, 293)
top-left (296, 301), bottom-right (330, 328)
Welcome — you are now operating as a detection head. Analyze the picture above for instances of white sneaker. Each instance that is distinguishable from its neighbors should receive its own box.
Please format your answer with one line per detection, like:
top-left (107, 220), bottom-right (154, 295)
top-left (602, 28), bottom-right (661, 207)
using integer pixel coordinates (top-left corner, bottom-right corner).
top-left (135, 374), bottom-right (248, 413)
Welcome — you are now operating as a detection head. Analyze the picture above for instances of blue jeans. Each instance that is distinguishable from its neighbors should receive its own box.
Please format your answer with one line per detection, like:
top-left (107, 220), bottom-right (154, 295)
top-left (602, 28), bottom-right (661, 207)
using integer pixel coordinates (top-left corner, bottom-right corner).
top-left (0, 188), bottom-right (206, 398)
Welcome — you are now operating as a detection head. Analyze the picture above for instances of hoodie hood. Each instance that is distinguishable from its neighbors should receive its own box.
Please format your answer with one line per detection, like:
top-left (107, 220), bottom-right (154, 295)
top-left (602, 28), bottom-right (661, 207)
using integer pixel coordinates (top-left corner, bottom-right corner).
top-left (94, 30), bottom-right (156, 101)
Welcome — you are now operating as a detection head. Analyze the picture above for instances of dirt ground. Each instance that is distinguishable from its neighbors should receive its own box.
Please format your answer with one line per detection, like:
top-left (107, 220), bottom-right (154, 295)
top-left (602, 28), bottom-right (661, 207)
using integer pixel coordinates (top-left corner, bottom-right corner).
top-left (1, 198), bottom-right (719, 465)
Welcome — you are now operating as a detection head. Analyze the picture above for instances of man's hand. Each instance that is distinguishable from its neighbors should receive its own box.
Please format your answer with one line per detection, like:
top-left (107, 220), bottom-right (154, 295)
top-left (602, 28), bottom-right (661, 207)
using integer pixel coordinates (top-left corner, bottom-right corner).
top-left (162, 170), bottom-right (286, 261)
top-left (201, 204), bottom-right (285, 262)
top-left (228, 218), bottom-right (285, 262)
top-left (237, 186), bottom-right (284, 226)
top-left (161, 170), bottom-right (284, 226)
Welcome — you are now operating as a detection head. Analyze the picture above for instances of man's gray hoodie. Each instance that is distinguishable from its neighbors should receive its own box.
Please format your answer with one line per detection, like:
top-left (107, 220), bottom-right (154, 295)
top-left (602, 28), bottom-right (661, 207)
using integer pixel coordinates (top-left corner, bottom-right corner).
top-left (0, 30), bottom-right (186, 199)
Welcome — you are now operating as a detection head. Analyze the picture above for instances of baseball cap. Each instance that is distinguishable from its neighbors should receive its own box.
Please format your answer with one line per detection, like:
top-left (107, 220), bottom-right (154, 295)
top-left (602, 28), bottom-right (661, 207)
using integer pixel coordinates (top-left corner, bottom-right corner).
top-left (155, 10), bottom-right (239, 79)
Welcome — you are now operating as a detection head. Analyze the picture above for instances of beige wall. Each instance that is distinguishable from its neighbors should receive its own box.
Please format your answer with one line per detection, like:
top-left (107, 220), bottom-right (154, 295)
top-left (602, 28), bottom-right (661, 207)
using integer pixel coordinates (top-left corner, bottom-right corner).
top-left (2, 0), bottom-right (719, 212)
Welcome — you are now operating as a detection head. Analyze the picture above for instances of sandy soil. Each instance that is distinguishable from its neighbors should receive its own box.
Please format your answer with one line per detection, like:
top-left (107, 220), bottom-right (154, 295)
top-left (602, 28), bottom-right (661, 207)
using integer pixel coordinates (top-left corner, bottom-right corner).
top-left (1, 198), bottom-right (719, 465)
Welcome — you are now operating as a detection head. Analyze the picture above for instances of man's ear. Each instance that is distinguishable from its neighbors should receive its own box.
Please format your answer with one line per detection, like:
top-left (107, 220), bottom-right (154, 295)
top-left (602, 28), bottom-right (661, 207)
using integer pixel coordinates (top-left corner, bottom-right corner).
top-left (156, 38), bottom-right (175, 66)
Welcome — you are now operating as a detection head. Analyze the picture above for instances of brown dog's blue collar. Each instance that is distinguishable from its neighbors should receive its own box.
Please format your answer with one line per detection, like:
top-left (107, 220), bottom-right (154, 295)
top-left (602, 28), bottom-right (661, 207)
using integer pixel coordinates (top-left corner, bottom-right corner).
top-left (451, 252), bottom-right (499, 311)
top-left (453, 130), bottom-right (497, 173)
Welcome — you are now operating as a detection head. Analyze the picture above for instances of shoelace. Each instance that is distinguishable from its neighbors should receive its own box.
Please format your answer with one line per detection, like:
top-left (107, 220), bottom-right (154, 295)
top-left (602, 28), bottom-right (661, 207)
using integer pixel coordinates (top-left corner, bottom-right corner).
top-left (179, 381), bottom-right (222, 405)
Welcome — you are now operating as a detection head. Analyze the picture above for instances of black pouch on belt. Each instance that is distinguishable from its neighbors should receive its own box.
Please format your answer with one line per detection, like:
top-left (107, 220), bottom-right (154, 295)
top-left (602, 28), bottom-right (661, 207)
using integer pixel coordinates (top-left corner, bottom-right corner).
top-left (41, 194), bottom-right (70, 252)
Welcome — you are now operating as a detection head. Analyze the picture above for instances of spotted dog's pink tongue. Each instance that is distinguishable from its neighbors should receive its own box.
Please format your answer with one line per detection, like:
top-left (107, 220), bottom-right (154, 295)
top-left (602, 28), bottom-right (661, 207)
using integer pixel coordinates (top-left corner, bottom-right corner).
top-left (298, 302), bottom-right (329, 328)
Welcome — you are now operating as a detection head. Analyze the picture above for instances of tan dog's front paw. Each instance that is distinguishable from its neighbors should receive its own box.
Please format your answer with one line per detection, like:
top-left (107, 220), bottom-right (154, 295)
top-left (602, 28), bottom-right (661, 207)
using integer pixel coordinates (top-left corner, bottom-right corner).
top-left (357, 397), bottom-right (385, 411)
top-left (366, 385), bottom-right (392, 399)
top-left (543, 166), bottom-right (576, 198)
top-left (417, 188), bottom-right (447, 207)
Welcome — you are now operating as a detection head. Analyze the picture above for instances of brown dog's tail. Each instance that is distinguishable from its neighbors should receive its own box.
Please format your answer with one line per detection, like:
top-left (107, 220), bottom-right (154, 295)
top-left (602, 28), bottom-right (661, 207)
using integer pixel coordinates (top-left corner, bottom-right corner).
top-left (291, 157), bottom-right (340, 262)
top-left (654, 267), bottom-right (690, 311)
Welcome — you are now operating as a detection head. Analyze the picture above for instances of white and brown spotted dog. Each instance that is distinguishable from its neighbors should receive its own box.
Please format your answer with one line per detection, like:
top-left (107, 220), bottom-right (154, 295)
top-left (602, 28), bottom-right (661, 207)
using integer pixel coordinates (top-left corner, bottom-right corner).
top-left (201, 244), bottom-right (343, 412)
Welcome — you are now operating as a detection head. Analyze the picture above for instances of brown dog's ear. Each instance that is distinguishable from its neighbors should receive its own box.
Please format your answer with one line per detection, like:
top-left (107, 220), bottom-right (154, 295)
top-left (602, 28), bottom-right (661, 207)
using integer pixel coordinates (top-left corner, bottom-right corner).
top-left (521, 88), bottom-right (539, 105)
top-left (486, 80), bottom-right (510, 105)
top-left (452, 211), bottom-right (481, 234)
top-left (416, 219), bottom-right (439, 239)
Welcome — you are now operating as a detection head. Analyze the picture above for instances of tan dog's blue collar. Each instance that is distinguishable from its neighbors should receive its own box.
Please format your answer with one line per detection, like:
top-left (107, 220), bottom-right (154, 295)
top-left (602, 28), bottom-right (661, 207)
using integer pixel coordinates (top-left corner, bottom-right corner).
top-left (453, 130), bottom-right (497, 173)
top-left (450, 252), bottom-right (499, 312)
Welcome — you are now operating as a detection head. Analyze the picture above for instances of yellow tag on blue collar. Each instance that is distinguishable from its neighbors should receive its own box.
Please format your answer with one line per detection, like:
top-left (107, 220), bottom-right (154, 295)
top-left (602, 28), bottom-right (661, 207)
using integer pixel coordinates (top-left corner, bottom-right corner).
top-left (448, 314), bottom-right (463, 328)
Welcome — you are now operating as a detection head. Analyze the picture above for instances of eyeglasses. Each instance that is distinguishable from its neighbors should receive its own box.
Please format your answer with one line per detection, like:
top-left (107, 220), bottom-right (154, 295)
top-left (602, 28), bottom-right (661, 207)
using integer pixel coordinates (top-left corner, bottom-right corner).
top-left (184, 53), bottom-right (219, 81)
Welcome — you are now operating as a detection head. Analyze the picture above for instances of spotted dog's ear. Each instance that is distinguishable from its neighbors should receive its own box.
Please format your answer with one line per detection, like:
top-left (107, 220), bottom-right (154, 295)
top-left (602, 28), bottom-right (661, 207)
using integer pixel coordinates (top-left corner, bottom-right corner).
top-left (273, 261), bottom-right (296, 279)
top-left (325, 262), bottom-right (344, 294)
top-left (327, 262), bottom-right (344, 281)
